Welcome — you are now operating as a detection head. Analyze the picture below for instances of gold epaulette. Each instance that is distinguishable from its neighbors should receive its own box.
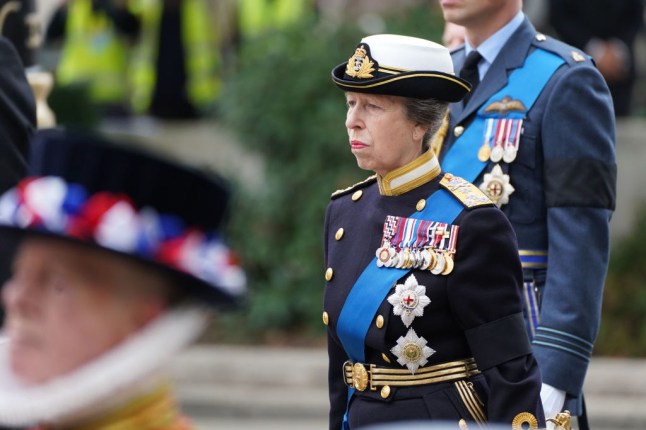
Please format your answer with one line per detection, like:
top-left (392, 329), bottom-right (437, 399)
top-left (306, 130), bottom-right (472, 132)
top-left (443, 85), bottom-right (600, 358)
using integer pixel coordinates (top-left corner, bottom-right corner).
top-left (439, 173), bottom-right (492, 208)
top-left (331, 175), bottom-right (377, 199)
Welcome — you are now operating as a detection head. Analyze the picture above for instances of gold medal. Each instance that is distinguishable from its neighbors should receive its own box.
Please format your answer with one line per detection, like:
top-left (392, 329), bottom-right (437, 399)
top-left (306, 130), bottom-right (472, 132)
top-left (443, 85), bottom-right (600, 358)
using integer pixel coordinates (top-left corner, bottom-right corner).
top-left (427, 249), bottom-right (437, 271)
top-left (404, 249), bottom-right (414, 269)
top-left (478, 143), bottom-right (491, 162)
top-left (441, 252), bottom-right (454, 275)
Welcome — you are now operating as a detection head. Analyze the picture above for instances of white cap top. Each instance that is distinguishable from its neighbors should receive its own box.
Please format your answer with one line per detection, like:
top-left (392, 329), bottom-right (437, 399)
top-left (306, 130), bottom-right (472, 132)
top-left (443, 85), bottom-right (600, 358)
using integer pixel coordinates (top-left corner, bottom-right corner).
top-left (361, 34), bottom-right (456, 75)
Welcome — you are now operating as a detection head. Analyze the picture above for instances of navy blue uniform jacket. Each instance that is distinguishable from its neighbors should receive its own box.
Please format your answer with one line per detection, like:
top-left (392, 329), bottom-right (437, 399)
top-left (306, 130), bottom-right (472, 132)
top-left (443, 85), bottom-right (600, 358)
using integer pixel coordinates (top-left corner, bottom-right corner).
top-left (323, 156), bottom-right (544, 429)
top-left (439, 18), bottom-right (616, 414)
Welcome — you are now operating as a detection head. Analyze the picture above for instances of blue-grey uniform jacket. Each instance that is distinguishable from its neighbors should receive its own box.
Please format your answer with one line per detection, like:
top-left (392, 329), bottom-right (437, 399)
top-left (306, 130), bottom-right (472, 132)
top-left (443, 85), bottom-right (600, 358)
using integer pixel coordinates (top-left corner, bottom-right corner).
top-left (323, 153), bottom-right (544, 430)
top-left (439, 18), bottom-right (617, 415)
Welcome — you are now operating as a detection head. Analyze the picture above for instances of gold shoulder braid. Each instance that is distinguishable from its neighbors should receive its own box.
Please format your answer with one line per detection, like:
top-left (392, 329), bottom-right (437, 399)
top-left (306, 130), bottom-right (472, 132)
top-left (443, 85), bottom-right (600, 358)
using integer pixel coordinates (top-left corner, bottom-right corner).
top-left (440, 173), bottom-right (492, 208)
top-left (331, 175), bottom-right (377, 199)
top-left (429, 111), bottom-right (450, 157)
top-left (454, 380), bottom-right (486, 425)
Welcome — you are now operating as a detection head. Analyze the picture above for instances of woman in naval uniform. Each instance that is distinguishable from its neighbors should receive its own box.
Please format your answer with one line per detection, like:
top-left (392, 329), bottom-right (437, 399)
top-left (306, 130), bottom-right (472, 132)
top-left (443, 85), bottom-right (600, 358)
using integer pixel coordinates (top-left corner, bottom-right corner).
top-left (323, 34), bottom-right (545, 430)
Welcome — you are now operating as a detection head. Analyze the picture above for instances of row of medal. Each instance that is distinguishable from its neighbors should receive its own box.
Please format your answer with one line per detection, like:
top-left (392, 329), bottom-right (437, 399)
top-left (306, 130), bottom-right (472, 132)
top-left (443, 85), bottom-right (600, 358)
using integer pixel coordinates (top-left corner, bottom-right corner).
top-left (376, 245), bottom-right (455, 275)
top-left (478, 117), bottom-right (523, 163)
top-left (375, 215), bottom-right (459, 276)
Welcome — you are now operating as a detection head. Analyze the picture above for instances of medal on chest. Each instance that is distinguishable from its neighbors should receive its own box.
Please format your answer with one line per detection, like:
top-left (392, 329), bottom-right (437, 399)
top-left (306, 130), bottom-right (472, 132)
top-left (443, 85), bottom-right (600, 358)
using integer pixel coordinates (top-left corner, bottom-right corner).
top-left (387, 274), bottom-right (431, 327)
top-left (476, 97), bottom-right (526, 207)
top-left (390, 328), bottom-right (436, 374)
top-left (479, 164), bottom-right (515, 207)
top-left (375, 215), bottom-right (459, 275)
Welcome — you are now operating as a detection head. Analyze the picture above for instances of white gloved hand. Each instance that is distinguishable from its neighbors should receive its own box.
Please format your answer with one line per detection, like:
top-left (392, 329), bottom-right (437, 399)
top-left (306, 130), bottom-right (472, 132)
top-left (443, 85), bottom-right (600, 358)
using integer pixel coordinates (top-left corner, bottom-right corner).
top-left (541, 383), bottom-right (566, 429)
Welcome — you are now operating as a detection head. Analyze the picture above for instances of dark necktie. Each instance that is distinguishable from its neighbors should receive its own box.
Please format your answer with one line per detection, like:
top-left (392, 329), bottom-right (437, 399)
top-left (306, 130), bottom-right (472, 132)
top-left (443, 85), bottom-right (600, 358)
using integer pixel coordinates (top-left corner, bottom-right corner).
top-left (459, 50), bottom-right (482, 105)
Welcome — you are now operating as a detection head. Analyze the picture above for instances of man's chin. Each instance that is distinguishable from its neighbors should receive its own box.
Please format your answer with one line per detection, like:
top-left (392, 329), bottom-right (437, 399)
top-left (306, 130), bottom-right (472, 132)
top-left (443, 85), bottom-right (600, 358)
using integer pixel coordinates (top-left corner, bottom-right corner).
top-left (8, 345), bottom-right (52, 386)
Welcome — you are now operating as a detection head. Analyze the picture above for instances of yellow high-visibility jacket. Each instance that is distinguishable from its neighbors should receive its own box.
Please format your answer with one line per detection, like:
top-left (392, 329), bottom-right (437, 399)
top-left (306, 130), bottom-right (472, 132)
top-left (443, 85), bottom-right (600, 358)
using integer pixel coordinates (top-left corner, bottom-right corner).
top-left (129, 0), bottom-right (220, 114)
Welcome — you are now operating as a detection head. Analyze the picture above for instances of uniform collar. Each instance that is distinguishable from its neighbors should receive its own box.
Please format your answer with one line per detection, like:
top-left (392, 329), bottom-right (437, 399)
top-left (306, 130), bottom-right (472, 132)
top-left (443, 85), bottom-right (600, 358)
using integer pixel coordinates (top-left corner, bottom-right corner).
top-left (377, 150), bottom-right (441, 196)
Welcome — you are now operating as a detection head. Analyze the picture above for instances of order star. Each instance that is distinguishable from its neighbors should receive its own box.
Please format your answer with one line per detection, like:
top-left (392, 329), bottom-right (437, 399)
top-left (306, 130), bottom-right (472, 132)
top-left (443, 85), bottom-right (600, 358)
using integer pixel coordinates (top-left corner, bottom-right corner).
top-left (387, 274), bottom-right (431, 327)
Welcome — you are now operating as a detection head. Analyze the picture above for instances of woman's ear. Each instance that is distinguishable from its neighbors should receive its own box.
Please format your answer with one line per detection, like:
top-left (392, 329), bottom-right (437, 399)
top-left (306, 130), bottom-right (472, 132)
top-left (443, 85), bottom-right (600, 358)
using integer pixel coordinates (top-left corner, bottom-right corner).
top-left (413, 124), bottom-right (429, 143)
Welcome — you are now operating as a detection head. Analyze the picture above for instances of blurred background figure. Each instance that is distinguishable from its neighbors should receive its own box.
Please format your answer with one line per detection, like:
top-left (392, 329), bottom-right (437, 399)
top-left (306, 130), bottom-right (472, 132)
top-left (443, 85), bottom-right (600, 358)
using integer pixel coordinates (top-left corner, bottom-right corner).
top-left (45, 0), bottom-right (139, 118)
top-left (549, 0), bottom-right (645, 117)
top-left (0, 3), bottom-right (37, 190)
top-left (0, 0), bottom-right (41, 68)
top-left (129, 0), bottom-right (220, 120)
top-left (0, 0), bottom-right (38, 327)
top-left (0, 38), bottom-right (37, 313)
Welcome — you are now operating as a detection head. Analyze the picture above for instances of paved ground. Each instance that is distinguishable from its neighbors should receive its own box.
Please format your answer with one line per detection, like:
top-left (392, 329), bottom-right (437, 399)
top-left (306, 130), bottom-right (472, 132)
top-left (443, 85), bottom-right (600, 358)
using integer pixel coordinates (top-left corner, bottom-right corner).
top-left (171, 345), bottom-right (646, 430)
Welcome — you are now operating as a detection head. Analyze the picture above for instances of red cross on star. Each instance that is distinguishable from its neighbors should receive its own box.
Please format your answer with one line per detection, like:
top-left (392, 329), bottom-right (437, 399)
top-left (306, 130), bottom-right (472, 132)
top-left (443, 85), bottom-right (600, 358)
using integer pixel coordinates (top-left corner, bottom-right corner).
top-left (403, 294), bottom-right (415, 306)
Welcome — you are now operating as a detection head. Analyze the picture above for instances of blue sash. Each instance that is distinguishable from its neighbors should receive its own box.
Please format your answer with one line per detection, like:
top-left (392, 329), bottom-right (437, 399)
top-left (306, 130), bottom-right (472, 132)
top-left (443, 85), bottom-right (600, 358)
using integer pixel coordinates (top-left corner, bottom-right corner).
top-left (442, 48), bottom-right (565, 183)
top-left (336, 188), bottom-right (463, 362)
top-left (336, 187), bottom-right (464, 429)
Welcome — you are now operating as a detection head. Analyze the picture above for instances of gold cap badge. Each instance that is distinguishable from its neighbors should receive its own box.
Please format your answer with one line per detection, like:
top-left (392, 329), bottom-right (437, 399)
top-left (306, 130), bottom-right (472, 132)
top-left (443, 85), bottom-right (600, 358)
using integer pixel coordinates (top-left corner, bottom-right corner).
top-left (345, 45), bottom-right (376, 79)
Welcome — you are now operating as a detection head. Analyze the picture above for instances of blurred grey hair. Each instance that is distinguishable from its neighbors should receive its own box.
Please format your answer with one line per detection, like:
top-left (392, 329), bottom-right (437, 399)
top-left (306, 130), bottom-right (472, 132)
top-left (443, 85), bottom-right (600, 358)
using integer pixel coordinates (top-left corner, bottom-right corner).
top-left (403, 98), bottom-right (449, 151)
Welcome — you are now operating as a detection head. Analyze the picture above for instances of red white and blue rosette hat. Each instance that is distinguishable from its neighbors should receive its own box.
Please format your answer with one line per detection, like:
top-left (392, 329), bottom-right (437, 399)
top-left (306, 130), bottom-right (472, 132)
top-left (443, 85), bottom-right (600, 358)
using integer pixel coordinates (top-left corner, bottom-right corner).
top-left (0, 129), bottom-right (246, 307)
top-left (331, 34), bottom-right (471, 102)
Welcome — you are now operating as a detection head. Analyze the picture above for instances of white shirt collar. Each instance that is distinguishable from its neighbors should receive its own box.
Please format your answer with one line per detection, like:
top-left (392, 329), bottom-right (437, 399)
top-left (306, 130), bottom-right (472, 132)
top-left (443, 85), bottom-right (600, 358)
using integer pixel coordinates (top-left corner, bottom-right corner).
top-left (464, 11), bottom-right (525, 79)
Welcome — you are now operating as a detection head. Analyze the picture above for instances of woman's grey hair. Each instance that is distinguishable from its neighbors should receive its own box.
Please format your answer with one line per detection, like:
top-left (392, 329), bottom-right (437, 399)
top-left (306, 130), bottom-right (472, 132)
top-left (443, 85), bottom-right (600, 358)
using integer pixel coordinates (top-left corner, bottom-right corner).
top-left (403, 98), bottom-right (449, 151)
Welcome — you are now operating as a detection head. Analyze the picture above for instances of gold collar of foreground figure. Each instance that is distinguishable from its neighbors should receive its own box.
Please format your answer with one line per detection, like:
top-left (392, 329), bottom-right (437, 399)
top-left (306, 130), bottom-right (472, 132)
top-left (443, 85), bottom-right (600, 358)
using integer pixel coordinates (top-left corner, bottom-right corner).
top-left (377, 150), bottom-right (441, 196)
top-left (63, 383), bottom-right (192, 430)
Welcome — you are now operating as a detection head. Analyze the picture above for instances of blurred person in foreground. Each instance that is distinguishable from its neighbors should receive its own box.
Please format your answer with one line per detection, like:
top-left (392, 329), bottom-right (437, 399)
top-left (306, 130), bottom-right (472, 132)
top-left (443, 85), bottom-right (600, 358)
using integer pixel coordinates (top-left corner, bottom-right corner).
top-left (0, 129), bottom-right (245, 429)
top-left (549, 0), bottom-right (644, 117)
top-left (0, 34), bottom-right (37, 325)
top-left (0, 35), bottom-right (35, 212)
top-left (435, 0), bottom-right (616, 428)
top-left (323, 34), bottom-right (544, 430)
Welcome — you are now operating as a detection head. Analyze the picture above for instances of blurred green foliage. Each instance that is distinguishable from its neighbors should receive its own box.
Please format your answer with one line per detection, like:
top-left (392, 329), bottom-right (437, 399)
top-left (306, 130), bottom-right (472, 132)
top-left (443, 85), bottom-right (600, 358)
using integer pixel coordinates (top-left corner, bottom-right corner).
top-left (216, 19), bottom-right (363, 341)
top-left (595, 205), bottom-right (646, 356)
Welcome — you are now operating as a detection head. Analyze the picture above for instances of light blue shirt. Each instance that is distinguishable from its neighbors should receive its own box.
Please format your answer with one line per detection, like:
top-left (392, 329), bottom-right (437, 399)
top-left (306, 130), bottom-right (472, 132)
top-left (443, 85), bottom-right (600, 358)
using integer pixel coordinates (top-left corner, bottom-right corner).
top-left (464, 11), bottom-right (525, 80)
